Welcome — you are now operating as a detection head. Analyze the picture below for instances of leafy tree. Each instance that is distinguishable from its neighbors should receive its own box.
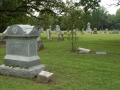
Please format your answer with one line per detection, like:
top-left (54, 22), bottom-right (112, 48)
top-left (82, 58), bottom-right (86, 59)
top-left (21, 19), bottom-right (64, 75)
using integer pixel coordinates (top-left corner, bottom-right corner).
top-left (90, 9), bottom-right (100, 29)
top-left (0, 0), bottom-right (65, 32)
top-left (0, 0), bottom-right (64, 18)
top-left (90, 6), bottom-right (108, 30)
top-left (62, 0), bottom-right (100, 51)
top-left (107, 14), bottom-right (115, 30)
top-left (114, 8), bottom-right (120, 29)
top-left (99, 6), bottom-right (108, 30)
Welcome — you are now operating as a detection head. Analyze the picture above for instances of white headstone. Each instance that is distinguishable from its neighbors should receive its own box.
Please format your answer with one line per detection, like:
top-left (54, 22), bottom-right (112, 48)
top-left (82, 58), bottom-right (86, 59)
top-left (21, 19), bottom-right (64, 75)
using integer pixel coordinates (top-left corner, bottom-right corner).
top-left (36, 71), bottom-right (54, 83)
top-left (46, 26), bottom-right (52, 40)
top-left (78, 47), bottom-right (90, 54)
top-left (56, 25), bottom-right (60, 32)
top-left (86, 22), bottom-right (92, 33)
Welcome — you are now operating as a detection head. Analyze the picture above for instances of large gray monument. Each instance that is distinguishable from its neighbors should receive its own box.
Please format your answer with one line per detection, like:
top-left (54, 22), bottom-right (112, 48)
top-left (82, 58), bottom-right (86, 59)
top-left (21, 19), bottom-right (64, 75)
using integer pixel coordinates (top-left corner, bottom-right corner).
top-left (0, 25), bottom-right (45, 78)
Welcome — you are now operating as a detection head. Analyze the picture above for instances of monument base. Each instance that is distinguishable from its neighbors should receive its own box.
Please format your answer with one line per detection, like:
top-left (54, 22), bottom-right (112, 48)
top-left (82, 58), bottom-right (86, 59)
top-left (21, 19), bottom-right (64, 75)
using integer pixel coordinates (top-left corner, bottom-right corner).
top-left (0, 64), bottom-right (45, 78)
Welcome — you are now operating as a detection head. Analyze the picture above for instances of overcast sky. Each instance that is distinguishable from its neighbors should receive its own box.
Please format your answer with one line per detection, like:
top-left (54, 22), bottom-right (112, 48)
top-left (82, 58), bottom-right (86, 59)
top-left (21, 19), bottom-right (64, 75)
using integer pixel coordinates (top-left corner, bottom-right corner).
top-left (100, 0), bottom-right (120, 14)
top-left (62, 0), bottom-right (120, 14)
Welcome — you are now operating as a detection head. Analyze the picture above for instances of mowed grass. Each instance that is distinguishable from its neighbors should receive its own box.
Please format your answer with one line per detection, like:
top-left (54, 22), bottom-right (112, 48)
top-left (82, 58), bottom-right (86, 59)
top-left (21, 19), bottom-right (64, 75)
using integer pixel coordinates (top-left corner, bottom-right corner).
top-left (0, 31), bottom-right (120, 90)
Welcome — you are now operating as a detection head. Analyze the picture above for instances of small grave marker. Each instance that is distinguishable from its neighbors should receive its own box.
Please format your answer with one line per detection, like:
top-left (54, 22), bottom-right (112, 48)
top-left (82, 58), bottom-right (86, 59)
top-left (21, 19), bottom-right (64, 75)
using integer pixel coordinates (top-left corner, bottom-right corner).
top-left (96, 52), bottom-right (107, 55)
top-left (78, 47), bottom-right (90, 54)
top-left (36, 71), bottom-right (54, 83)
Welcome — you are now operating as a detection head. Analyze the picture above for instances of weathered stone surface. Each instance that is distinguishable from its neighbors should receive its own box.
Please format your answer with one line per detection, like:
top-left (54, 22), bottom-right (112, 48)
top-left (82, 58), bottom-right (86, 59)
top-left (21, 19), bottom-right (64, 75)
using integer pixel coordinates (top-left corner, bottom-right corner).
top-left (78, 47), bottom-right (90, 54)
top-left (93, 28), bottom-right (98, 34)
top-left (3, 25), bottom-right (41, 67)
top-left (2, 25), bottom-right (39, 36)
top-left (0, 64), bottom-right (45, 78)
top-left (112, 29), bottom-right (119, 34)
top-left (46, 28), bottom-right (52, 40)
top-left (96, 52), bottom-right (107, 55)
top-left (36, 71), bottom-right (53, 83)
top-left (56, 25), bottom-right (60, 32)
top-left (0, 24), bottom-right (45, 78)
top-left (86, 22), bottom-right (92, 33)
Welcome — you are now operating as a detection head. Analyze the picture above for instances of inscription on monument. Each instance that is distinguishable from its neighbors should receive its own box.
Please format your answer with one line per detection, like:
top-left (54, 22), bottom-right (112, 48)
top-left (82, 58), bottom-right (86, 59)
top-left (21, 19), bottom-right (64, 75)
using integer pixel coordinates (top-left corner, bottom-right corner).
top-left (6, 38), bottom-right (36, 56)
top-left (12, 27), bottom-right (18, 34)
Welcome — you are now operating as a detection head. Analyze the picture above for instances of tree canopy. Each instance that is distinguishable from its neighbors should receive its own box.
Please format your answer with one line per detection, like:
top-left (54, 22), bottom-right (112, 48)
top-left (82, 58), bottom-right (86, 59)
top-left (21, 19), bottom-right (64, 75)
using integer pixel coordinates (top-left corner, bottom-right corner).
top-left (0, 0), bottom-right (64, 18)
top-left (0, 0), bottom-right (65, 32)
top-left (0, 0), bottom-right (101, 32)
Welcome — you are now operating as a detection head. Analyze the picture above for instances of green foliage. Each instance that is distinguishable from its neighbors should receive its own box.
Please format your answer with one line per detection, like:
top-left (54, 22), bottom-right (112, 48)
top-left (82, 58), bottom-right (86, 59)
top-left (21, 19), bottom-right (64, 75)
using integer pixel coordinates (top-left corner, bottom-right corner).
top-left (90, 6), bottom-right (108, 30)
top-left (0, 0), bottom-right (101, 32)
top-left (114, 8), bottom-right (120, 29)
top-left (0, 0), bottom-right (65, 32)
top-left (64, 31), bottom-right (78, 41)
top-left (79, 0), bottom-right (101, 11)
top-left (91, 9), bottom-right (100, 29)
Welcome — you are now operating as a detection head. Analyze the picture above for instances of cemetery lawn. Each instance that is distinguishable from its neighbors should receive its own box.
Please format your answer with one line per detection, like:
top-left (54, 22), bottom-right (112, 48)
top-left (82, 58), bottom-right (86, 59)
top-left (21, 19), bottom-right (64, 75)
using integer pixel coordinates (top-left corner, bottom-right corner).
top-left (0, 31), bottom-right (120, 90)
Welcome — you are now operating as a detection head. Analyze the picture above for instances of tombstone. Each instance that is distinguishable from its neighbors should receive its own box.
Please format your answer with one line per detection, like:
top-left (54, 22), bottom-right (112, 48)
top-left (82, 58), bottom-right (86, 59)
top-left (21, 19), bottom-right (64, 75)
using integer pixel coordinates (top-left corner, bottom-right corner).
top-left (37, 28), bottom-right (44, 50)
top-left (56, 25), bottom-right (60, 33)
top-left (78, 47), bottom-right (90, 54)
top-left (96, 52), bottom-right (107, 55)
top-left (93, 28), bottom-right (98, 34)
top-left (112, 29), bottom-right (119, 34)
top-left (86, 22), bottom-right (92, 33)
top-left (104, 28), bottom-right (108, 34)
top-left (0, 25), bottom-right (45, 78)
top-left (36, 71), bottom-right (54, 83)
top-left (106, 28), bottom-right (108, 30)
top-left (39, 27), bottom-right (44, 33)
top-left (55, 25), bottom-right (64, 41)
top-left (46, 26), bottom-right (52, 40)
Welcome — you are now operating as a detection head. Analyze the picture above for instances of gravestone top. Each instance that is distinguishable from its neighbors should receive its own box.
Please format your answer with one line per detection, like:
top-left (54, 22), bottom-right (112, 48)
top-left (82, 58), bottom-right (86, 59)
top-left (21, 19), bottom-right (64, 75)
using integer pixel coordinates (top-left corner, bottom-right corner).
top-left (3, 24), bottom-right (39, 37)
top-left (56, 25), bottom-right (60, 32)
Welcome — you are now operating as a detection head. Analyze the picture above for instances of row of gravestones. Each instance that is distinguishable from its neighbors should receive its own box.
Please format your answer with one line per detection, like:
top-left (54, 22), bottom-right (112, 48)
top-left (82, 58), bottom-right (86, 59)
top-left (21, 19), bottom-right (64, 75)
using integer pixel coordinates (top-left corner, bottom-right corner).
top-left (39, 25), bottom-right (64, 41)
top-left (38, 23), bottom-right (119, 39)
top-left (86, 22), bottom-right (119, 34)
